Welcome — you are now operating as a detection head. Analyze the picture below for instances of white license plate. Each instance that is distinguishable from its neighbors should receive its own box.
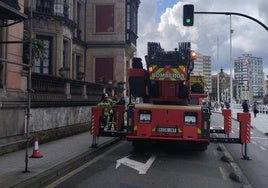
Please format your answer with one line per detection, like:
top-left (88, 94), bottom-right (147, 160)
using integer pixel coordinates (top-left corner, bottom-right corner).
top-left (157, 127), bottom-right (177, 133)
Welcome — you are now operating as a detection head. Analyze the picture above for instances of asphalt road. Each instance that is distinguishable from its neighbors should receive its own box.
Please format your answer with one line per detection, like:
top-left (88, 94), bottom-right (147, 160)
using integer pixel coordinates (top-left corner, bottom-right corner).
top-left (223, 115), bottom-right (268, 188)
top-left (46, 139), bottom-right (245, 188)
top-left (43, 112), bottom-right (266, 188)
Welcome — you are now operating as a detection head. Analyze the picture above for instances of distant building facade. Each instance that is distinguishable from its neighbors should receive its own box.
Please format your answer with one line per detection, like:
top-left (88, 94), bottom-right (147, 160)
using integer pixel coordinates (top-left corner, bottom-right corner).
top-left (192, 53), bottom-right (211, 94)
top-left (211, 68), bottom-right (230, 102)
top-left (234, 54), bottom-right (264, 103)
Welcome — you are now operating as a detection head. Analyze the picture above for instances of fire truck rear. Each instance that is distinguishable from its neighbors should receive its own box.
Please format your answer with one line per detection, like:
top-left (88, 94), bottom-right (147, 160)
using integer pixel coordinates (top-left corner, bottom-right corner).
top-left (126, 42), bottom-right (211, 150)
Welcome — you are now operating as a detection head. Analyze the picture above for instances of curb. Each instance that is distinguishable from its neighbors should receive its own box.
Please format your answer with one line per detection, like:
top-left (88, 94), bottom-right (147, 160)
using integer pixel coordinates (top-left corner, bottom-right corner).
top-left (218, 144), bottom-right (253, 188)
top-left (10, 138), bottom-right (122, 188)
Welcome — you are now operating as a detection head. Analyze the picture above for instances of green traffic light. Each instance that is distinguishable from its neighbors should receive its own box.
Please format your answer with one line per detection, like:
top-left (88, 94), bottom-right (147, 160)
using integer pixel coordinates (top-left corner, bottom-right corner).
top-left (183, 4), bottom-right (194, 26)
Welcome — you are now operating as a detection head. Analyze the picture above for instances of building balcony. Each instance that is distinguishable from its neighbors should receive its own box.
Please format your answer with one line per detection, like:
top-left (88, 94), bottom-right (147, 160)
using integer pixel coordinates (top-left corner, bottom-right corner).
top-left (24, 0), bottom-right (77, 29)
top-left (126, 30), bottom-right (138, 46)
top-left (30, 73), bottom-right (123, 107)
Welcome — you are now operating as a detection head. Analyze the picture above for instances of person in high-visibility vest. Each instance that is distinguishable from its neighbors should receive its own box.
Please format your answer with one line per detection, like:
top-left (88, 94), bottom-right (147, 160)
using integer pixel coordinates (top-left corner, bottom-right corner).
top-left (98, 93), bottom-right (110, 130)
top-left (98, 93), bottom-right (117, 130)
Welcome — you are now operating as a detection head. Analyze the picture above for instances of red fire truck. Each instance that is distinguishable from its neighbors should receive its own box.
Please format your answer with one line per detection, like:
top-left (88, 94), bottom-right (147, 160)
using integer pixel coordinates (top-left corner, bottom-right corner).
top-left (92, 42), bottom-right (211, 150)
top-left (126, 42), bottom-right (210, 150)
top-left (92, 42), bottom-right (251, 157)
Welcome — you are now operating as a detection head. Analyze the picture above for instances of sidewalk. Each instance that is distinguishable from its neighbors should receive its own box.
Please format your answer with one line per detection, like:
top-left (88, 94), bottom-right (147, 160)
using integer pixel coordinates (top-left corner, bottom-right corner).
top-left (230, 107), bottom-right (268, 135)
top-left (0, 132), bottom-right (120, 188)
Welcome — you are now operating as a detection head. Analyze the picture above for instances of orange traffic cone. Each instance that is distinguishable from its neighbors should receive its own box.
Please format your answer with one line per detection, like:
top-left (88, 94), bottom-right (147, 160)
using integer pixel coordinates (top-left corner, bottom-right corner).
top-left (30, 137), bottom-right (43, 158)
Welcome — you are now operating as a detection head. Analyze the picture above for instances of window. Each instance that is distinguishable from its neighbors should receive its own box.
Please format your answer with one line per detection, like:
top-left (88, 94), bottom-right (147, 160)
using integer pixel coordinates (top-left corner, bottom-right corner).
top-left (76, 2), bottom-right (82, 38)
top-left (75, 55), bottom-right (84, 80)
top-left (126, 4), bottom-right (130, 30)
top-left (36, 0), bottom-right (53, 14)
top-left (126, 0), bottom-right (139, 44)
top-left (76, 55), bottom-right (82, 72)
top-left (63, 39), bottom-right (69, 68)
top-left (34, 36), bottom-right (52, 74)
top-left (95, 58), bottom-right (114, 83)
top-left (95, 5), bottom-right (114, 32)
top-left (63, 0), bottom-right (70, 18)
top-left (0, 28), bottom-right (3, 88)
top-left (127, 2), bottom-right (138, 34)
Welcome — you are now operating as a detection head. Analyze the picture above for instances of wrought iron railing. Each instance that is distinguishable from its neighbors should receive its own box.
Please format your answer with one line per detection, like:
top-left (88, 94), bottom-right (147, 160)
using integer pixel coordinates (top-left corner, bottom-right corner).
top-left (26, 0), bottom-right (77, 29)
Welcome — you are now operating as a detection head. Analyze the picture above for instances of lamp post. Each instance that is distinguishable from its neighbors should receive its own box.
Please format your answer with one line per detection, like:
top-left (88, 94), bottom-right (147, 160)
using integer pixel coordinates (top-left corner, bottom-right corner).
top-left (217, 38), bottom-right (220, 104)
top-left (230, 15), bottom-right (234, 104)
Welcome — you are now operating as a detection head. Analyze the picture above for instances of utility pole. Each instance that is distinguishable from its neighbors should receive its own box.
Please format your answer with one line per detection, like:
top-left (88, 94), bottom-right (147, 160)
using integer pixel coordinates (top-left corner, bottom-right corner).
top-left (230, 15), bottom-right (233, 104)
top-left (217, 38), bottom-right (220, 104)
top-left (24, 1), bottom-right (33, 173)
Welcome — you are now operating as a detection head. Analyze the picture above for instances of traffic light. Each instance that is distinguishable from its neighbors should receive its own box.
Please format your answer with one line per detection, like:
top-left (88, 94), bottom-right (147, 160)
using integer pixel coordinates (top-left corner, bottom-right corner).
top-left (183, 4), bottom-right (194, 26)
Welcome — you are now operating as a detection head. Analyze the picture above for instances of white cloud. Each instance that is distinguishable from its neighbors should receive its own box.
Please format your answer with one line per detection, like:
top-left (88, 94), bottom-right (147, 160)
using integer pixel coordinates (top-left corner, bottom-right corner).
top-left (137, 0), bottom-right (268, 75)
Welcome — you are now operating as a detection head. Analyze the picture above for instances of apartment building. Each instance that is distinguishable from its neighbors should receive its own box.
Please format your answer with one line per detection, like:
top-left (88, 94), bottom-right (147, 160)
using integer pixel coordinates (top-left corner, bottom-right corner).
top-left (234, 54), bottom-right (264, 103)
top-left (192, 52), bottom-right (212, 94)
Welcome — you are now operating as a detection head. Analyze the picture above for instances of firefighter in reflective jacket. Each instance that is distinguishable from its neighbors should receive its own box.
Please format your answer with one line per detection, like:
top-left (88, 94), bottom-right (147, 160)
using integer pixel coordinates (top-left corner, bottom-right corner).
top-left (98, 93), bottom-right (116, 130)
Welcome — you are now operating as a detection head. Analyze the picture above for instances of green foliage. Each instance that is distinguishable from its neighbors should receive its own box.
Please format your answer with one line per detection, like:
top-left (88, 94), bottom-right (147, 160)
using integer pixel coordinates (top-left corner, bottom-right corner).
top-left (23, 30), bottom-right (46, 61)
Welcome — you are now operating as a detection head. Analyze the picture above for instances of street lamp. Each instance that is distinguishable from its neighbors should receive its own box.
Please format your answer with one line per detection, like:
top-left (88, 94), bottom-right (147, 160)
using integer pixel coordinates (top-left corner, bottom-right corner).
top-left (230, 15), bottom-right (234, 104)
top-left (217, 38), bottom-right (220, 104)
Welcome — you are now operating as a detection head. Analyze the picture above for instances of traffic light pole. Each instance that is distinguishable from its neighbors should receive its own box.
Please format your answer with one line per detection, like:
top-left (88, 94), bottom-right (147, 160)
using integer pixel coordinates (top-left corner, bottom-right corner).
top-left (194, 11), bottom-right (268, 32)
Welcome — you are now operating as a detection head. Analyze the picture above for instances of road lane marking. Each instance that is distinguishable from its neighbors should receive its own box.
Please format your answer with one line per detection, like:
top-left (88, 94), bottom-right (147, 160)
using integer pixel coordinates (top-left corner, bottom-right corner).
top-left (259, 146), bottom-right (266, 151)
top-left (213, 149), bottom-right (220, 157)
top-left (116, 154), bottom-right (157, 174)
top-left (219, 166), bottom-right (228, 181)
top-left (45, 141), bottom-right (125, 188)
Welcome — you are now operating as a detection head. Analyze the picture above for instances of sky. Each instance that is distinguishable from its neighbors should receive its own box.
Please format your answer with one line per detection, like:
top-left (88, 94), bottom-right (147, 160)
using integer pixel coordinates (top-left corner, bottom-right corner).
top-left (137, 0), bottom-right (268, 75)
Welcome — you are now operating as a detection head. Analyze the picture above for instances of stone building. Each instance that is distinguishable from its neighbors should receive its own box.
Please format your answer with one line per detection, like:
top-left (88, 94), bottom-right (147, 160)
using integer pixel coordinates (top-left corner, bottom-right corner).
top-left (0, 0), bottom-right (140, 154)
top-left (86, 0), bottom-right (139, 88)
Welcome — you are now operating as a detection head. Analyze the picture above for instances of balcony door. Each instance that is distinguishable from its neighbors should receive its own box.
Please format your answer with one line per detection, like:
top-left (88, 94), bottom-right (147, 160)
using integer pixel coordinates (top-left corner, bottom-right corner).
top-left (95, 57), bottom-right (114, 84)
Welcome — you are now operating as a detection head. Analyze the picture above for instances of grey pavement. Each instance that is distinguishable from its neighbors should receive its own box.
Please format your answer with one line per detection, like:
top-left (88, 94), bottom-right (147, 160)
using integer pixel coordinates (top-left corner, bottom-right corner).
top-left (233, 108), bottom-right (268, 134)
top-left (0, 132), bottom-right (120, 188)
top-left (229, 107), bottom-right (268, 134)
top-left (1, 107), bottom-right (268, 188)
